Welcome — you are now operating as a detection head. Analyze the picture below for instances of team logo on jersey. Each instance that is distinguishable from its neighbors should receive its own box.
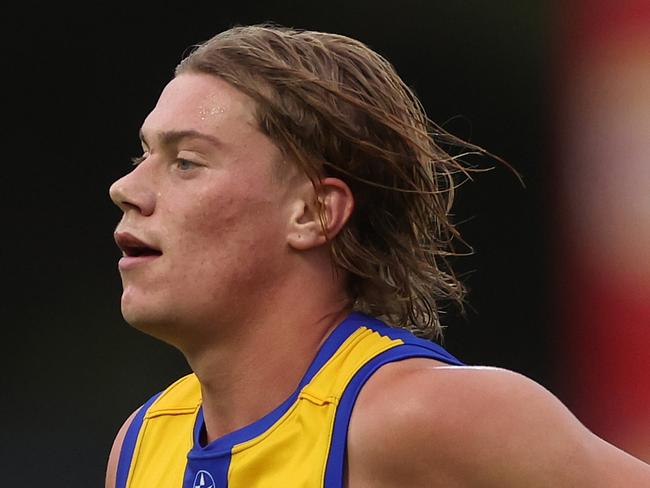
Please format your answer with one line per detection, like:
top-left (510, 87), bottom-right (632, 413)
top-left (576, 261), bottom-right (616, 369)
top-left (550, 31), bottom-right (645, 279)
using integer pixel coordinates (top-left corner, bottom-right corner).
top-left (193, 470), bottom-right (215, 488)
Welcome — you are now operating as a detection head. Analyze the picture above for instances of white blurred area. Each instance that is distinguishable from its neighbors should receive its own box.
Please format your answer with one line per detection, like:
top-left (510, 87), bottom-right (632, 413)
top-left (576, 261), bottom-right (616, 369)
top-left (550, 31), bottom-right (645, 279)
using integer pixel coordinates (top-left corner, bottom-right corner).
top-left (563, 40), bottom-right (650, 286)
top-left (556, 0), bottom-right (650, 462)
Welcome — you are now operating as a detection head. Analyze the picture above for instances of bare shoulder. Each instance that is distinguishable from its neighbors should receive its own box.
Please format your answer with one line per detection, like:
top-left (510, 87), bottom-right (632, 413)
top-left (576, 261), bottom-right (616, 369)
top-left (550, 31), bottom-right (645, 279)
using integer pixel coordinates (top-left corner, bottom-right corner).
top-left (105, 408), bottom-right (139, 488)
top-left (346, 359), bottom-right (650, 488)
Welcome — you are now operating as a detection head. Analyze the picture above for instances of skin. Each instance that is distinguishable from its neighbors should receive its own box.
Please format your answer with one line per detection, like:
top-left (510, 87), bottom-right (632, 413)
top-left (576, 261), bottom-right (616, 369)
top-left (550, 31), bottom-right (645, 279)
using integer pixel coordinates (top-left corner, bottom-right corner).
top-left (346, 360), bottom-right (650, 487)
top-left (106, 73), bottom-right (650, 487)
top-left (109, 72), bottom-right (354, 440)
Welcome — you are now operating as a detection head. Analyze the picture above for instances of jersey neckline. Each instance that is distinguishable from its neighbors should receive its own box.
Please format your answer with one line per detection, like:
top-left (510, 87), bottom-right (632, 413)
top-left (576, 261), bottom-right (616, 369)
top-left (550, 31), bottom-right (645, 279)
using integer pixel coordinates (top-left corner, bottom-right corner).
top-left (187, 311), bottom-right (372, 458)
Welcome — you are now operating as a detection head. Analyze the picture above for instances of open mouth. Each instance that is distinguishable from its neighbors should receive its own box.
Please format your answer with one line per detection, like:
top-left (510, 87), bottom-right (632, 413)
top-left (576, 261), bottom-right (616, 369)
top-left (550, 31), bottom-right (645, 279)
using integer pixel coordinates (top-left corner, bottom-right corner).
top-left (115, 232), bottom-right (162, 258)
top-left (122, 244), bottom-right (163, 258)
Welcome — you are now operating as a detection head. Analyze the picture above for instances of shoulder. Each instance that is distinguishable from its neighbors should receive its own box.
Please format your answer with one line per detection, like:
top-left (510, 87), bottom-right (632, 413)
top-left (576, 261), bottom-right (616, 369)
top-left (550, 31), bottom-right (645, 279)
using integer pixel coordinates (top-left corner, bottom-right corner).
top-left (346, 359), bottom-right (650, 487)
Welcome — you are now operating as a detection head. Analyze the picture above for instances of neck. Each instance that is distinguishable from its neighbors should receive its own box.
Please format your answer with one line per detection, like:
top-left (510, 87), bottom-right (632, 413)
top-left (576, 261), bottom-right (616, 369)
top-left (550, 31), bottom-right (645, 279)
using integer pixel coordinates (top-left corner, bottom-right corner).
top-left (182, 287), bottom-right (352, 443)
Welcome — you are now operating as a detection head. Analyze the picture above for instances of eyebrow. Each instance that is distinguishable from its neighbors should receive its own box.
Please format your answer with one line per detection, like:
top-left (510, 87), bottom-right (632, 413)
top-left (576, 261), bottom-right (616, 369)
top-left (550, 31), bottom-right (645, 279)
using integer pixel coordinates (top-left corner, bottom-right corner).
top-left (139, 129), bottom-right (223, 149)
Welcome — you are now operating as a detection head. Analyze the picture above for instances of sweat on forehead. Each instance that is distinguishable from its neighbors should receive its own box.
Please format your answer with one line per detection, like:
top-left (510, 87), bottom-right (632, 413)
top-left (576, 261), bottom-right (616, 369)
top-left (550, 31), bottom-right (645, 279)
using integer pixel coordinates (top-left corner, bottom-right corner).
top-left (140, 74), bottom-right (262, 145)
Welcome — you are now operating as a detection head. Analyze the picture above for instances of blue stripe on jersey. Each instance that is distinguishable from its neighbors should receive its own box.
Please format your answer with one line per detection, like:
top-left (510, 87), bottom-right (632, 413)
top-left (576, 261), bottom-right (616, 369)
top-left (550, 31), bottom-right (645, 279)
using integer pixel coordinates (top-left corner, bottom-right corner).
top-left (183, 449), bottom-right (231, 488)
top-left (116, 392), bottom-right (163, 488)
top-left (323, 342), bottom-right (464, 487)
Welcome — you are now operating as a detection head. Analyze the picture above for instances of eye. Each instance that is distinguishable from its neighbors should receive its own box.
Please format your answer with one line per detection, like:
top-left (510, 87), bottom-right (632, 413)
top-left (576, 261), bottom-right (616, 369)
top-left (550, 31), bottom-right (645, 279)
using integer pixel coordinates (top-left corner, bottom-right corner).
top-left (176, 158), bottom-right (197, 171)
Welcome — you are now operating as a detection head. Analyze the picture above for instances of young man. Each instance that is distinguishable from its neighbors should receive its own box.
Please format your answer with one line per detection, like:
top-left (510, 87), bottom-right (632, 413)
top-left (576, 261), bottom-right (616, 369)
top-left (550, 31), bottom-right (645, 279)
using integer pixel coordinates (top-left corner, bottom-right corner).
top-left (106, 24), bottom-right (650, 487)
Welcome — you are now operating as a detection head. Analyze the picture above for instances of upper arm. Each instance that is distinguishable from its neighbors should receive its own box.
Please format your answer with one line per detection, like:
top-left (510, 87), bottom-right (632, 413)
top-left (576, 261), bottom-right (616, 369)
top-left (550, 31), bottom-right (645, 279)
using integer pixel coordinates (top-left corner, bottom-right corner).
top-left (347, 362), bottom-right (650, 487)
top-left (105, 408), bottom-right (139, 488)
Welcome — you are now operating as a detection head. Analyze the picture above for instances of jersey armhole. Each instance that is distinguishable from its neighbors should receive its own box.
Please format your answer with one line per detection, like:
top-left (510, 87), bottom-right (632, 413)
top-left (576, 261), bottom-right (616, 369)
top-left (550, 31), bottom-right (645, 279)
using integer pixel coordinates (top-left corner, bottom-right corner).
top-left (323, 344), bottom-right (463, 488)
top-left (115, 392), bottom-right (163, 488)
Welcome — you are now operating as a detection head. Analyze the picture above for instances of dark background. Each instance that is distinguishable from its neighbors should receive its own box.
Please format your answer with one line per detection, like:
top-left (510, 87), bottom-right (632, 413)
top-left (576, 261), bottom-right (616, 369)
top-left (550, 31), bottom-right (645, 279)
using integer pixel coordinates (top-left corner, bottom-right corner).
top-left (7, 2), bottom-right (551, 485)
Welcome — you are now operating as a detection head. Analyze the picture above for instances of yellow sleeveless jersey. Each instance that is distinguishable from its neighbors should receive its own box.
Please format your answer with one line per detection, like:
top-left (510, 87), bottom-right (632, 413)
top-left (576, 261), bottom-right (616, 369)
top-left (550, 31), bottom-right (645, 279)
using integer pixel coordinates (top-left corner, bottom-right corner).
top-left (115, 312), bottom-right (463, 488)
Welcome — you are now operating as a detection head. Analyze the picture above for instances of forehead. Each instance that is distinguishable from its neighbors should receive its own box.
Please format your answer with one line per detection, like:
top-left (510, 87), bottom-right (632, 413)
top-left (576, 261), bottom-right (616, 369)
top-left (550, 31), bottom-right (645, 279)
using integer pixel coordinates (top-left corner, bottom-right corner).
top-left (141, 73), bottom-right (258, 142)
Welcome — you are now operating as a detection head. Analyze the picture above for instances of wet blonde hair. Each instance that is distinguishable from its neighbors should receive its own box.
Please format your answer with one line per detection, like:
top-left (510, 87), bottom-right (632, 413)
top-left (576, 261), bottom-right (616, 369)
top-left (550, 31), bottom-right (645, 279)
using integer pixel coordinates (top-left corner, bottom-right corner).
top-left (176, 24), bottom-right (492, 339)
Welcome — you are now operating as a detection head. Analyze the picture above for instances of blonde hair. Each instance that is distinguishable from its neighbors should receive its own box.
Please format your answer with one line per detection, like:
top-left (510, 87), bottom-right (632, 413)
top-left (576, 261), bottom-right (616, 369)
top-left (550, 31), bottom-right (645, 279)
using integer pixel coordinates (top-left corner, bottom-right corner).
top-left (176, 24), bottom-right (492, 339)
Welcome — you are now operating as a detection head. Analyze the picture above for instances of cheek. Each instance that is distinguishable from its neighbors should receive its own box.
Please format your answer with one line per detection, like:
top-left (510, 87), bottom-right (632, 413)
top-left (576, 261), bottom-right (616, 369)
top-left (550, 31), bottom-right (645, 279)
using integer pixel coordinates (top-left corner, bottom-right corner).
top-left (172, 191), bottom-right (287, 267)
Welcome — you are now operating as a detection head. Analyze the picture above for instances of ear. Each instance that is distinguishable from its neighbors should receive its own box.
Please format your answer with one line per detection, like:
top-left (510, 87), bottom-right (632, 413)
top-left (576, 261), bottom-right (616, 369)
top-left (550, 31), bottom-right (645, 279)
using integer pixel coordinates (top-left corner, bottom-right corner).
top-left (287, 177), bottom-right (354, 251)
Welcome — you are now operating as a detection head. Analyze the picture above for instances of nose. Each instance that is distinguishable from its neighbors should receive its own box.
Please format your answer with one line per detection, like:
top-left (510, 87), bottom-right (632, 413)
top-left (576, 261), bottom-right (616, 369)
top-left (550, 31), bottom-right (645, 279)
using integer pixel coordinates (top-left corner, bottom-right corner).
top-left (109, 163), bottom-right (156, 217)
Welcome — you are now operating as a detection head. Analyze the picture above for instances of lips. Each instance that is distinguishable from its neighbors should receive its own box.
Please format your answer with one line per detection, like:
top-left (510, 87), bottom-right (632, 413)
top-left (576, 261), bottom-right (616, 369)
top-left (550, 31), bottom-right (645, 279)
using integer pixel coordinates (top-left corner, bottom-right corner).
top-left (114, 231), bottom-right (162, 270)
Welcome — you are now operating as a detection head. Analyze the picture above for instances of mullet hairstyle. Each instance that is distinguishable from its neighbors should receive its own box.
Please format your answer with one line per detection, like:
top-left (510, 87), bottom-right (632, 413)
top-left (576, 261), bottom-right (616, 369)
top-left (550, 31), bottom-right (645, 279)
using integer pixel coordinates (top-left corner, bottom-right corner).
top-left (176, 24), bottom-right (494, 340)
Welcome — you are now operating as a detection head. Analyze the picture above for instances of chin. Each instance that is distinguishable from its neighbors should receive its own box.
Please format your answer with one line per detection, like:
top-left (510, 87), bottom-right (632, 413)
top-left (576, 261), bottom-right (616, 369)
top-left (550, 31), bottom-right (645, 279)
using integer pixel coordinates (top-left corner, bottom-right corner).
top-left (121, 287), bottom-right (164, 323)
top-left (120, 297), bottom-right (181, 345)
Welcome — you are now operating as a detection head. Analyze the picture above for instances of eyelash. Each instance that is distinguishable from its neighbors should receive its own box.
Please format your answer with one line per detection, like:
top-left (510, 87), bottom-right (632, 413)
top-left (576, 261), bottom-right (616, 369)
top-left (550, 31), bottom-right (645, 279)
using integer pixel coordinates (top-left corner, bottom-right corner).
top-left (130, 155), bottom-right (197, 171)
top-left (131, 155), bottom-right (146, 166)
